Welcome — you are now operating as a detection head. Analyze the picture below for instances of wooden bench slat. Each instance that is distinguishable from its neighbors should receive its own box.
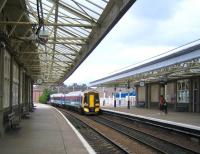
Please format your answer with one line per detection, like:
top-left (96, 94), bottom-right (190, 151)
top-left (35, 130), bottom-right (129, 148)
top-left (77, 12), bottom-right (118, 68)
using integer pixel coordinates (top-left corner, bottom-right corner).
top-left (8, 112), bottom-right (20, 129)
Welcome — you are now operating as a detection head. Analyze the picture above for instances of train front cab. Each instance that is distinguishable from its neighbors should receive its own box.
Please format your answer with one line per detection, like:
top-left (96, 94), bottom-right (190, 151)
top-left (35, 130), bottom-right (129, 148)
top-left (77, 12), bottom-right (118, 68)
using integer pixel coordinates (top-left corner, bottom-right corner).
top-left (82, 91), bottom-right (100, 114)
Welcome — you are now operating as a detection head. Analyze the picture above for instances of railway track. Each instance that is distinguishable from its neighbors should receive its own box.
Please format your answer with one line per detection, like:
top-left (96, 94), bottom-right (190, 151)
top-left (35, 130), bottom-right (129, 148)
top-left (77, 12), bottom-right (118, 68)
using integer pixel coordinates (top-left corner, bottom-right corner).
top-left (57, 107), bottom-right (199, 153)
top-left (59, 108), bottom-right (130, 154)
top-left (90, 115), bottom-right (198, 154)
top-left (102, 109), bottom-right (200, 138)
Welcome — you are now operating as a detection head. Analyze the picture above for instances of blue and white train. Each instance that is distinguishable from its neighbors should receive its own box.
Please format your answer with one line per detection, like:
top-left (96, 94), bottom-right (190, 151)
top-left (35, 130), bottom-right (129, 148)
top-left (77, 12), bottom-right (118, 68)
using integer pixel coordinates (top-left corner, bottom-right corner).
top-left (50, 93), bottom-right (65, 106)
top-left (50, 90), bottom-right (100, 114)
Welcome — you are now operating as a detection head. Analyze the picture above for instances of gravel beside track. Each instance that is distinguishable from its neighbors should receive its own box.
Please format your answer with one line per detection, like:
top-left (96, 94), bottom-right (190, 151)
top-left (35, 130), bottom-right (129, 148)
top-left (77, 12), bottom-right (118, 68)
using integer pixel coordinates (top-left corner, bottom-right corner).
top-left (58, 107), bottom-right (199, 154)
top-left (60, 109), bottom-right (130, 153)
top-left (90, 116), bottom-right (197, 154)
top-left (58, 107), bottom-right (156, 154)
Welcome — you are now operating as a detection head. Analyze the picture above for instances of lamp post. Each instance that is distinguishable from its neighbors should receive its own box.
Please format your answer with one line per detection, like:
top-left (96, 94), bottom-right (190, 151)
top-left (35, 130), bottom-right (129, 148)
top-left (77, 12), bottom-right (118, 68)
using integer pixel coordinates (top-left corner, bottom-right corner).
top-left (103, 87), bottom-right (105, 106)
top-left (127, 80), bottom-right (130, 109)
top-left (114, 85), bottom-right (116, 108)
top-left (119, 89), bottom-right (121, 106)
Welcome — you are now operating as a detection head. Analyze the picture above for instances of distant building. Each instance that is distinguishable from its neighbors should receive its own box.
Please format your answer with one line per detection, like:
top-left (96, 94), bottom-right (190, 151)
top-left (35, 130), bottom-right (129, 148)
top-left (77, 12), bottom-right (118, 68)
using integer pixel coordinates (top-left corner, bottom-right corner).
top-left (33, 87), bottom-right (43, 103)
top-left (95, 87), bottom-right (136, 107)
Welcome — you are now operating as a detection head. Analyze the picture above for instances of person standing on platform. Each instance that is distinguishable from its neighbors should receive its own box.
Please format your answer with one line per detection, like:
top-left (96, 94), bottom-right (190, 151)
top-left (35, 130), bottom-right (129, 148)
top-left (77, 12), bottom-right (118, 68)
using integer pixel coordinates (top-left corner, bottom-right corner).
top-left (159, 95), bottom-right (164, 113)
top-left (159, 95), bottom-right (167, 114)
top-left (163, 98), bottom-right (168, 114)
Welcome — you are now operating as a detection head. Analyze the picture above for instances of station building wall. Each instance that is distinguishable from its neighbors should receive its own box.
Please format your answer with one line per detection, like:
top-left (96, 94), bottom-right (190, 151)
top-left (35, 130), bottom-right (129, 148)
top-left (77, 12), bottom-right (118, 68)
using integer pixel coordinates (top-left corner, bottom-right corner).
top-left (0, 44), bottom-right (33, 137)
top-left (149, 84), bottom-right (159, 108)
top-left (137, 86), bottom-right (145, 107)
top-left (33, 88), bottom-right (43, 103)
top-left (136, 77), bottom-right (200, 113)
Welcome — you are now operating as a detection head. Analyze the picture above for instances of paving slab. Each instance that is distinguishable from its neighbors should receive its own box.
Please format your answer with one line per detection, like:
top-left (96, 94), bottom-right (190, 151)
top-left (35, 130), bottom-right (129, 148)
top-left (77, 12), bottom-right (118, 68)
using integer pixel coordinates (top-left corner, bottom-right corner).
top-left (0, 103), bottom-right (92, 154)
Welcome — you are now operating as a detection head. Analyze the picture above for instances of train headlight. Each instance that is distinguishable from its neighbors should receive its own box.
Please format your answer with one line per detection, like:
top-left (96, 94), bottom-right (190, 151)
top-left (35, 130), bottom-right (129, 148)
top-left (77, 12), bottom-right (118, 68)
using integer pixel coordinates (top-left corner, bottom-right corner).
top-left (84, 108), bottom-right (89, 112)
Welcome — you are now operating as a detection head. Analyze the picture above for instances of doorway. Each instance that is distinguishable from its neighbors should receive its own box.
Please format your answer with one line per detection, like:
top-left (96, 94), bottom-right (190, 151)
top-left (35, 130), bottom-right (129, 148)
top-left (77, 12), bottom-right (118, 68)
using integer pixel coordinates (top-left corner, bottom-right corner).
top-left (192, 79), bottom-right (199, 112)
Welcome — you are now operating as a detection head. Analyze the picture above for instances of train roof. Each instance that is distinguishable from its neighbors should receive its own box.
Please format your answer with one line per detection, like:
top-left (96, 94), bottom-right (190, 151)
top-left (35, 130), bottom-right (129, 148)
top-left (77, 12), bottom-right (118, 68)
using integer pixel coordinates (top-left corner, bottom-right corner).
top-left (50, 93), bottom-right (64, 97)
top-left (64, 90), bottom-right (99, 97)
top-left (83, 89), bottom-right (99, 94)
top-left (65, 91), bottom-right (83, 96)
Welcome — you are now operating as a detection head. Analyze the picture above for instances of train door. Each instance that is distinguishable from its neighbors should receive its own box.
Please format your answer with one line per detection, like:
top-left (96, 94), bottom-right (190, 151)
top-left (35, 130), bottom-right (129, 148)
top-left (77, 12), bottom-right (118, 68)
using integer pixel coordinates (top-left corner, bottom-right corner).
top-left (89, 94), bottom-right (94, 108)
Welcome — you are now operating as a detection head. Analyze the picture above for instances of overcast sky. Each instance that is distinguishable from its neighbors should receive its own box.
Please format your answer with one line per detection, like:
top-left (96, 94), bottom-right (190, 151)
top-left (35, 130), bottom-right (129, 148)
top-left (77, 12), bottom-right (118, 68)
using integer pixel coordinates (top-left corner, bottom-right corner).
top-left (64, 0), bottom-right (200, 85)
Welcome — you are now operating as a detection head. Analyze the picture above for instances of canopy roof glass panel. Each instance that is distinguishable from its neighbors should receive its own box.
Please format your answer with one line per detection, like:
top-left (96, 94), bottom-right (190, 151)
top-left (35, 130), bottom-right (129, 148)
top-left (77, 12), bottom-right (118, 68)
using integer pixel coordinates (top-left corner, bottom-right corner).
top-left (0, 0), bottom-right (134, 85)
top-left (25, 0), bottom-right (108, 84)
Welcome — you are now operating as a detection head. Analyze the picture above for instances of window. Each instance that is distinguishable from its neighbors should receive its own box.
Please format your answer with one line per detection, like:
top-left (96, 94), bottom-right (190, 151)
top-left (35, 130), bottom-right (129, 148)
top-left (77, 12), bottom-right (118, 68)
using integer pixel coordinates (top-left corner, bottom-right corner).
top-left (94, 94), bottom-right (99, 103)
top-left (177, 79), bottom-right (189, 103)
top-left (84, 94), bottom-right (88, 104)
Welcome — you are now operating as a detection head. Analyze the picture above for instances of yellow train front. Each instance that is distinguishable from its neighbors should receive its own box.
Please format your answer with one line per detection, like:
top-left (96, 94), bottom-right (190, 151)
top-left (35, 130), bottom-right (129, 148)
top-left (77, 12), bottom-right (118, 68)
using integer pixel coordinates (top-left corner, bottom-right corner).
top-left (82, 90), bottom-right (100, 114)
top-left (63, 90), bottom-right (100, 115)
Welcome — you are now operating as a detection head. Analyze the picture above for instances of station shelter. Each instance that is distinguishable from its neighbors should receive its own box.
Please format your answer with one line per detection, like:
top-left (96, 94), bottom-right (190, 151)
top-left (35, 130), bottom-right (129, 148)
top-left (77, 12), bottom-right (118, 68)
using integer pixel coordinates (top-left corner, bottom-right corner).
top-left (90, 43), bottom-right (200, 113)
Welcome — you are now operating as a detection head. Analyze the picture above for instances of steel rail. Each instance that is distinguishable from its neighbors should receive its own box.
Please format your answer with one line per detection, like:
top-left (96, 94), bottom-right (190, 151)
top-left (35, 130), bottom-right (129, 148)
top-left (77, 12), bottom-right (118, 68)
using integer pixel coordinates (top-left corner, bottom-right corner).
top-left (58, 108), bottom-right (130, 154)
top-left (91, 115), bottom-right (198, 154)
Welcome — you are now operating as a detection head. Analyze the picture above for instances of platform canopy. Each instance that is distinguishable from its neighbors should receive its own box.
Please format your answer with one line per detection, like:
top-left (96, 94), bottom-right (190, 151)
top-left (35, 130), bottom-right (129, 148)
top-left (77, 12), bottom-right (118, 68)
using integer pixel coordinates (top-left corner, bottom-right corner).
top-left (90, 41), bottom-right (200, 88)
top-left (0, 0), bottom-right (135, 85)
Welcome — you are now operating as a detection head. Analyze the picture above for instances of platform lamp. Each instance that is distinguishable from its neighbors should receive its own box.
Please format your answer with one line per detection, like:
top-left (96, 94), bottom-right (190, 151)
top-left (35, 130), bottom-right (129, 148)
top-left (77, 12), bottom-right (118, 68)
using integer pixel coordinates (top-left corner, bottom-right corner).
top-left (114, 85), bottom-right (117, 108)
top-left (103, 87), bottom-right (106, 106)
top-left (127, 80), bottom-right (130, 109)
top-left (119, 89), bottom-right (122, 106)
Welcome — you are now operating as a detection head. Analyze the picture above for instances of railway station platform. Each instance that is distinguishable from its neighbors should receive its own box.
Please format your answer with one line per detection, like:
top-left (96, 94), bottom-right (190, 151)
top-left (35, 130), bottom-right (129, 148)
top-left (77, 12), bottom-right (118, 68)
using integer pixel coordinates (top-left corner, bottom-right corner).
top-left (101, 106), bottom-right (200, 127)
top-left (0, 103), bottom-right (94, 154)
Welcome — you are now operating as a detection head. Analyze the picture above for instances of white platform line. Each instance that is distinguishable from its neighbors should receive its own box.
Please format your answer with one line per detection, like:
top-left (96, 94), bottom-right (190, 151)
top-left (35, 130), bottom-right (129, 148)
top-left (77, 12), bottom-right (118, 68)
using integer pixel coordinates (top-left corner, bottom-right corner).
top-left (53, 107), bottom-right (96, 154)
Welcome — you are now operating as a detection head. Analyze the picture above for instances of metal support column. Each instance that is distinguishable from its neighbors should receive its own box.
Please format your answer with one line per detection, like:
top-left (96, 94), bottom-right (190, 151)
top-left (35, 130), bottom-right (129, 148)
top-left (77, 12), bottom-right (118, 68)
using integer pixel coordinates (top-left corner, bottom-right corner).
top-left (25, 74), bottom-right (28, 110)
top-left (27, 77), bottom-right (30, 111)
top-left (30, 81), bottom-right (33, 111)
top-left (119, 89), bottom-right (121, 106)
top-left (174, 80), bottom-right (177, 111)
top-left (189, 78), bottom-right (193, 112)
top-left (127, 80), bottom-right (130, 109)
top-left (103, 87), bottom-right (105, 106)
top-left (0, 46), bottom-right (4, 137)
top-left (9, 57), bottom-right (13, 112)
top-left (136, 86), bottom-right (138, 106)
top-left (147, 84), bottom-right (151, 109)
top-left (114, 85), bottom-right (116, 108)
top-left (18, 67), bottom-right (21, 120)
top-left (22, 71), bottom-right (25, 109)
top-left (145, 85), bottom-right (148, 108)
top-left (28, 78), bottom-right (30, 111)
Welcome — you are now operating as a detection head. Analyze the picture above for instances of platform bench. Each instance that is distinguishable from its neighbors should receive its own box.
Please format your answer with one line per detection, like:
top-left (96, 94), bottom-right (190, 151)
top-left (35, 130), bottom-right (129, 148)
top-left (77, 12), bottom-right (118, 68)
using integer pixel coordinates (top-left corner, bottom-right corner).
top-left (8, 112), bottom-right (20, 129)
top-left (22, 107), bottom-right (30, 118)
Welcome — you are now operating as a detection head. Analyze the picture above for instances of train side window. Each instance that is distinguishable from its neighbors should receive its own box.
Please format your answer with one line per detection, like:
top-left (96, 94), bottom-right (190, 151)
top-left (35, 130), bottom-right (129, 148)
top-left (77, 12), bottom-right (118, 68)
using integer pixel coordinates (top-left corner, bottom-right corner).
top-left (94, 94), bottom-right (99, 103)
top-left (84, 94), bottom-right (88, 104)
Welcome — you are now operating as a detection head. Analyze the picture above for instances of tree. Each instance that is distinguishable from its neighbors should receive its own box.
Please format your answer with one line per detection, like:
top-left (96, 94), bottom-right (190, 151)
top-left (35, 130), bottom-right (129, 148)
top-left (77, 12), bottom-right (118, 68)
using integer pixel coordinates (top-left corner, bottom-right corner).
top-left (39, 89), bottom-right (51, 104)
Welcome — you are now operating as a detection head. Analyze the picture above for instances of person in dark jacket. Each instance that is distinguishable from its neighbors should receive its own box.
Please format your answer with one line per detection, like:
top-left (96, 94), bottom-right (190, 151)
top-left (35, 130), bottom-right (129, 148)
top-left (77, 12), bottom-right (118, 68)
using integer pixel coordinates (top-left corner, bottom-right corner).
top-left (159, 95), bottom-right (167, 114)
top-left (159, 95), bottom-right (164, 111)
top-left (163, 98), bottom-right (168, 114)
